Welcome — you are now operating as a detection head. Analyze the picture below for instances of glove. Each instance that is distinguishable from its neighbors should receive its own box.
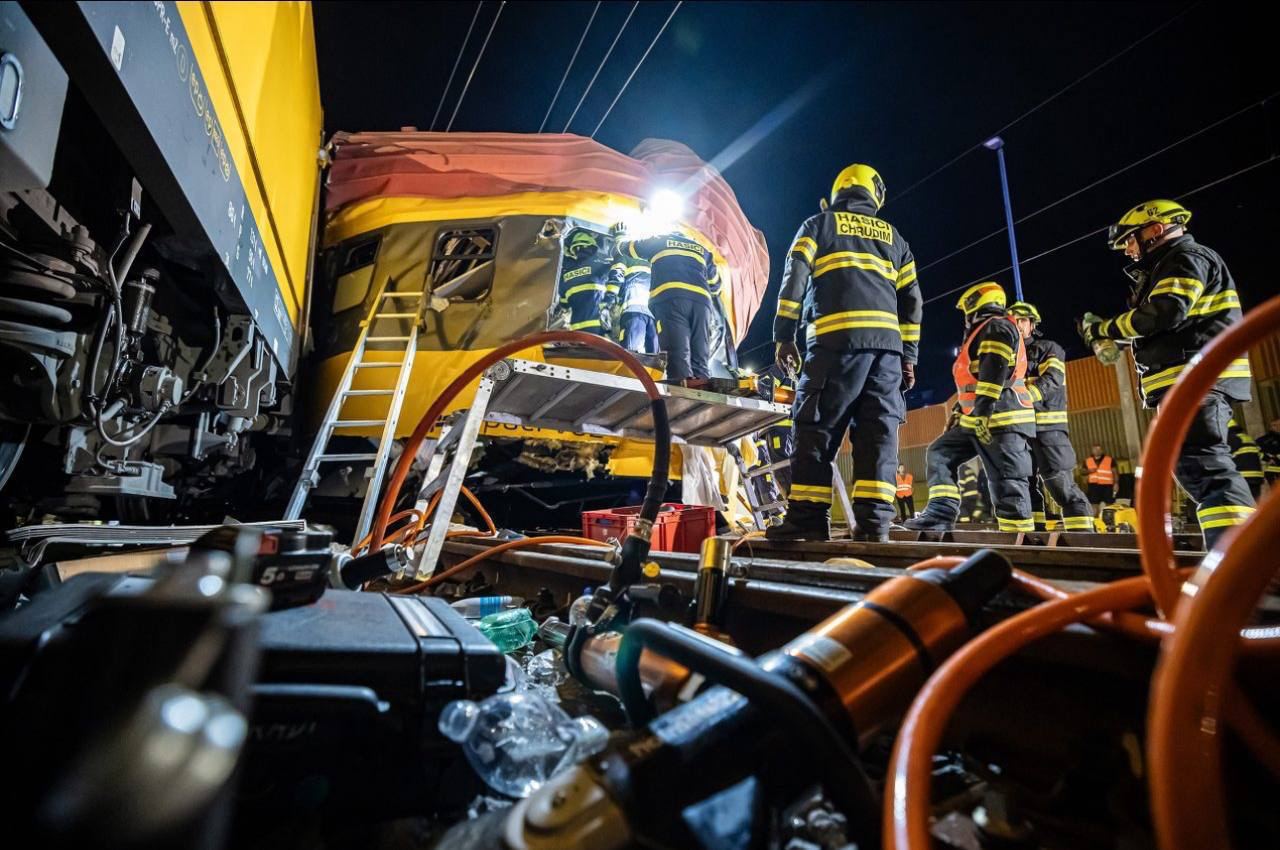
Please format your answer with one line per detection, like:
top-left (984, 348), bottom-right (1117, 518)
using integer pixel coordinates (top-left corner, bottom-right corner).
top-left (775, 341), bottom-right (801, 379)
top-left (1077, 311), bottom-right (1105, 345)
top-left (959, 413), bottom-right (993, 445)
top-left (901, 361), bottom-right (916, 391)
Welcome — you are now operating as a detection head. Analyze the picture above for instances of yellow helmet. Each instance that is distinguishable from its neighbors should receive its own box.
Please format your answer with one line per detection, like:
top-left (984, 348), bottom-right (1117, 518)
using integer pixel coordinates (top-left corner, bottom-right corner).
top-left (956, 281), bottom-right (1007, 316)
top-left (1007, 301), bottom-right (1041, 324)
top-left (1107, 200), bottom-right (1191, 250)
top-left (830, 163), bottom-right (886, 209)
top-left (566, 229), bottom-right (599, 259)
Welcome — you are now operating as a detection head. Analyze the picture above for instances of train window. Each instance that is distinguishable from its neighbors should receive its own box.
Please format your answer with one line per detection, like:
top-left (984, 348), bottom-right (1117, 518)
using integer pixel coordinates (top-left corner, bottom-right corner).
top-left (429, 228), bottom-right (496, 302)
top-left (332, 236), bottom-right (381, 314)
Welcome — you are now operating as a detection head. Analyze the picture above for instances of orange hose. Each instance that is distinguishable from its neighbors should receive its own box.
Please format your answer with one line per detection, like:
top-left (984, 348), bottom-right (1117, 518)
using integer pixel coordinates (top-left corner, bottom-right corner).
top-left (886, 575), bottom-right (1154, 850)
top-left (459, 485), bottom-right (498, 535)
top-left (370, 331), bottom-right (663, 551)
top-left (1148, 488), bottom-right (1280, 850)
top-left (351, 509), bottom-right (422, 556)
top-left (1136, 293), bottom-right (1280, 617)
top-left (395, 535), bottom-right (610, 594)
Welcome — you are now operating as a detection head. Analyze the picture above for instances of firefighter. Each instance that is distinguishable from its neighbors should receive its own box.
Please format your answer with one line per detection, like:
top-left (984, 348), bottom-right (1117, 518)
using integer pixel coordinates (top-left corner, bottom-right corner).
top-left (905, 281), bottom-right (1035, 533)
top-left (766, 163), bottom-right (922, 542)
top-left (1227, 418), bottom-right (1265, 500)
top-left (608, 223), bottom-right (659, 354)
top-left (1084, 445), bottom-right (1117, 514)
top-left (1259, 418), bottom-right (1280, 490)
top-left (616, 226), bottom-right (722, 382)
top-left (1007, 301), bottom-right (1095, 531)
top-left (557, 229), bottom-right (616, 335)
top-left (895, 463), bottom-right (915, 521)
top-left (1081, 200), bottom-right (1255, 550)
top-left (761, 364), bottom-right (795, 495)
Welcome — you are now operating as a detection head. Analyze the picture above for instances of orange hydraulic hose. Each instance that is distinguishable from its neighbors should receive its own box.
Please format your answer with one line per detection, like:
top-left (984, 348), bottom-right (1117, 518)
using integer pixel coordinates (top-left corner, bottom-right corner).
top-left (1148, 489), bottom-right (1280, 850)
top-left (886, 575), bottom-right (1155, 850)
top-left (460, 485), bottom-right (498, 535)
top-left (369, 331), bottom-right (663, 551)
top-left (395, 535), bottom-right (610, 594)
top-left (1136, 293), bottom-right (1280, 617)
top-left (351, 509), bottom-right (422, 556)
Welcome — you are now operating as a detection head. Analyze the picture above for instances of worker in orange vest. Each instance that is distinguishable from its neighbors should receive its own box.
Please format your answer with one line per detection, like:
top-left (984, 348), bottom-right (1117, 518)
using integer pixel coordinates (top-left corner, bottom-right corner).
top-left (1084, 445), bottom-right (1117, 514)
top-left (895, 464), bottom-right (915, 521)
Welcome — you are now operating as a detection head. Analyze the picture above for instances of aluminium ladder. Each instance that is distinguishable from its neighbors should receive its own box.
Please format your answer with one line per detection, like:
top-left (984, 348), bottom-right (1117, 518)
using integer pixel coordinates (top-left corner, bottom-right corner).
top-left (284, 284), bottom-right (422, 544)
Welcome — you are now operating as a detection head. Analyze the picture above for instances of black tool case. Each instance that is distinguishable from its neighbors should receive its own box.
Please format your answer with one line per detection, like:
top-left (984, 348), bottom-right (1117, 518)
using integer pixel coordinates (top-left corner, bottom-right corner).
top-left (238, 591), bottom-right (508, 827)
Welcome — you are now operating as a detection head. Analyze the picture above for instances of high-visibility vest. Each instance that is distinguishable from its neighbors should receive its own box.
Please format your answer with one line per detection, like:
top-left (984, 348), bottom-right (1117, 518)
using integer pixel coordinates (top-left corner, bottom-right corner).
top-left (951, 317), bottom-right (1033, 415)
top-left (1086, 455), bottom-right (1115, 486)
top-left (896, 473), bottom-right (914, 498)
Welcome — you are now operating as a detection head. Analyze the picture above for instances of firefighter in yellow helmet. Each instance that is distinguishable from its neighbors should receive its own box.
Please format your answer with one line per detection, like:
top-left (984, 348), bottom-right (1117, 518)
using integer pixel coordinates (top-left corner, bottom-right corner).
top-left (557, 228), bottom-right (618, 335)
top-left (905, 281), bottom-right (1036, 533)
top-left (1080, 200), bottom-right (1254, 549)
top-left (1007, 300), bottom-right (1094, 531)
top-left (766, 163), bottom-right (921, 541)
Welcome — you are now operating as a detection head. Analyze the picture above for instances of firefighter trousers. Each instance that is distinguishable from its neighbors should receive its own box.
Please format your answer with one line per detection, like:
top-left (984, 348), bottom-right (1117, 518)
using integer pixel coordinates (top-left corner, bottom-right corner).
top-left (1173, 392), bottom-right (1257, 551)
top-left (787, 348), bottom-right (904, 535)
top-left (619, 311), bottom-right (659, 354)
top-left (1029, 431), bottom-right (1094, 530)
top-left (652, 295), bottom-right (713, 382)
top-left (920, 426), bottom-right (1034, 532)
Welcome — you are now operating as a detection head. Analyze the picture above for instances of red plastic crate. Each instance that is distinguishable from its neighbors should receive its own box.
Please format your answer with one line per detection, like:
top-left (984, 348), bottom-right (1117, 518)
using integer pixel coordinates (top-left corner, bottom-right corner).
top-left (581, 503), bottom-right (716, 553)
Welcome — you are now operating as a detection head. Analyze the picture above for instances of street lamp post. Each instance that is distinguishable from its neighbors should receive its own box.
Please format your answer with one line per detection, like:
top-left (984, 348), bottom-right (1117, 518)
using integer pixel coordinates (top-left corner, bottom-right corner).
top-left (984, 136), bottom-right (1024, 302)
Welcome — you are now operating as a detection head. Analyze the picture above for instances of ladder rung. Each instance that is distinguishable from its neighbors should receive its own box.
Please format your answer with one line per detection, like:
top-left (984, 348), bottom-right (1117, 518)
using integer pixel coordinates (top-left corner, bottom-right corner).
top-left (333, 420), bottom-right (386, 427)
top-left (746, 460), bottom-right (791, 478)
top-left (381, 291), bottom-right (422, 299)
top-left (343, 389), bottom-right (395, 397)
top-left (354, 361), bottom-right (402, 369)
top-left (374, 312), bottom-right (419, 319)
top-left (316, 453), bottom-right (378, 462)
top-left (367, 335), bottom-right (413, 342)
top-left (756, 500), bottom-right (785, 512)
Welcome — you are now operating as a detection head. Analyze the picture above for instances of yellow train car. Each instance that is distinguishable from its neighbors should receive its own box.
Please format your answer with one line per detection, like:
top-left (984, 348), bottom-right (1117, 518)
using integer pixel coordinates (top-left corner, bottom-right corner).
top-left (1, 1), bottom-right (321, 521)
top-left (308, 131), bottom-right (770, 493)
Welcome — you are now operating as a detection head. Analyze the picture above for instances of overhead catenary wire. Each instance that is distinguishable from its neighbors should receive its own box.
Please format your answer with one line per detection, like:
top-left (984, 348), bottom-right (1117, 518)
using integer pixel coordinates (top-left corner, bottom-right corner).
top-left (445, 0), bottom-right (507, 132)
top-left (430, 0), bottom-right (484, 131)
top-left (891, 3), bottom-right (1201, 205)
top-left (921, 152), bottom-right (1280, 305)
top-left (916, 90), bottom-right (1278, 277)
top-left (539, 1), bottom-right (602, 133)
top-left (590, 1), bottom-right (683, 139)
top-left (562, 1), bottom-right (640, 133)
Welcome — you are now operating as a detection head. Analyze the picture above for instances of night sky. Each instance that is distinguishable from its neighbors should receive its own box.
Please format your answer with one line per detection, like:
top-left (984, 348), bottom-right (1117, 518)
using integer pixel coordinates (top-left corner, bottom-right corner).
top-left (314, 1), bottom-right (1279, 405)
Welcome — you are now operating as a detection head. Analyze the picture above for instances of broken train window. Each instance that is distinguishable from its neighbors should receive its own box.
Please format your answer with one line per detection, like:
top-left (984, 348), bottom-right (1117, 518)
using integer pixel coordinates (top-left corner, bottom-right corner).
top-left (429, 228), bottom-right (497, 302)
top-left (331, 235), bottom-right (382, 313)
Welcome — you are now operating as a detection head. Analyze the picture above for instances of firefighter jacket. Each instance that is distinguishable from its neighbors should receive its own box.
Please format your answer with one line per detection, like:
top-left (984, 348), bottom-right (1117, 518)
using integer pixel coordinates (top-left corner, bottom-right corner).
top-left (952, 306), bottom-right (1036, 435)
top-left (558, 253), bottom-right (618, 331)
top-left (1024, 338), bottom-right (1069, 433)
top-left (1227, 419), bottom-right (1264, 481)
top-left (773, 195), bottom-right (922, 362)
top-left (618, 233), bottom-right (720, 306)
top-left (1093, 234), bottom-right (1251, 406)
top-left (609, 255), bottom-right (653, 318)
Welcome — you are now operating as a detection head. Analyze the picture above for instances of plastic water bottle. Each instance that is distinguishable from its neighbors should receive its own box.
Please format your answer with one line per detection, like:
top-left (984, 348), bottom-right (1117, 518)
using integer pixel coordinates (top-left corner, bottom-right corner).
top-left (438, 691), bottom-right (608, 798)
top-left (449, 595), bottom-right (524, 619)
top-left (568, 587), bottom-right (594, 627)
top-left (1081, 312), bottom-right (1123, 366)
top-left (476, 608), bottom-right (538, 653)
